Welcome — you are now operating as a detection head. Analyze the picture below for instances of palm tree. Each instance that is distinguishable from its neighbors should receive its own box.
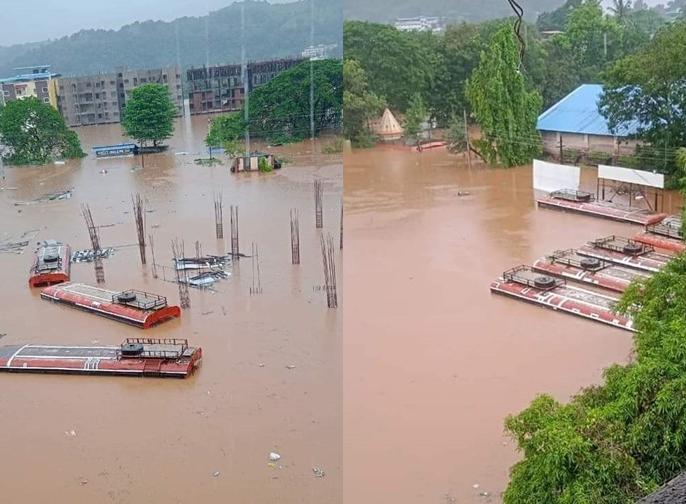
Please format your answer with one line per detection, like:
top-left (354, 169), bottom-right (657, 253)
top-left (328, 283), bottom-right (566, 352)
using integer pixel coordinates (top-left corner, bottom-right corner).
top-left (609, 0), bottom-right (633, 22)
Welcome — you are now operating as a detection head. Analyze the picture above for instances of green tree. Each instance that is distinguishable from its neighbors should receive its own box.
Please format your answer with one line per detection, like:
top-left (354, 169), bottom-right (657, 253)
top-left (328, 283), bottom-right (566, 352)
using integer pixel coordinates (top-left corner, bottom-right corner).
top-left (536, 0), bottom-right (583, 31)
top-left (600, 21), bottom-right (686, 176)
top-left (344, 21), bottom-right (436, 112)
top-left (121, 83), bottom-right (176, 147)
top-left (343, 58), bottom-right (384, 146)
top-left (504, 252), bottom-right (686, 503)
top-left (206, 113), bottom-right (246, 157)
top-left (445, 114), bottom-right (468, 153)
top-left (247, 59), bottom-right (342, 144)
top-left (465, 26), bottom-right (542, 167)
top-left (429, 22), bottom-right (483, 125)
top-left (403, 93), bottom-right (426, 145)
top-left (0, 97), bottom-right (85, 165)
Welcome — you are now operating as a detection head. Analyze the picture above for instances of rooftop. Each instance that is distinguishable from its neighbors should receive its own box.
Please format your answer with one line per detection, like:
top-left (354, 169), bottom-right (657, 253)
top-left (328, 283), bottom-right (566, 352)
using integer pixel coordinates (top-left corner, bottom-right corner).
top-left (537, 84), bottom-right (640, 137)
top-left (0, 71), bottom-right (60, 84)
top-left (638, 472), bottom-right (686, 503)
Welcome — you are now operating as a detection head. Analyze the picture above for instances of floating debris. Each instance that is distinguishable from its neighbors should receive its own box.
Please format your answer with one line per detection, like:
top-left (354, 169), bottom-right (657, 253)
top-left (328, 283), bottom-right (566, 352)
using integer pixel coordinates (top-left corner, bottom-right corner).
top-left (180, 271), bottom-right (230, 288)
top-left (174, 255), bottom-right (232, 271)
top-left (313, 467), bottom-right (325, 478)
top-left (71, 248), bottom-right (115, 263)
top-left (14, 189), bottom-right (72, 206)
top-left (0, 230), bottom-right (39, 254)
top-left (269, 452), bottom-right (281, 462)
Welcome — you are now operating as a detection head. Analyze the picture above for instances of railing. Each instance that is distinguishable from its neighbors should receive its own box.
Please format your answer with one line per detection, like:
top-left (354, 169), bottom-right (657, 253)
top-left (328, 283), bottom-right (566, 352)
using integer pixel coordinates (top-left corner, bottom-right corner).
top-left (590, 236), bottom-right (653, 255)
top-left (118, 338), bottom-right (189, 360)
top-left (112, 290), bottom-right (168, 310)
top-left (549, 249), bottom-right (609, 272)
top-left (647, 221), bottom-right (683, 240)
top-left (503, 265), bottom-right (565, 291)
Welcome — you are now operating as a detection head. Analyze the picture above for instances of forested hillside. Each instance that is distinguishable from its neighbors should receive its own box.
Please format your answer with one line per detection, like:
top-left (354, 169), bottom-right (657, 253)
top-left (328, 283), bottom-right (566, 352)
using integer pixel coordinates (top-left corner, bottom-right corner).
top-left (343, 0), bottom-right (567, 23)
top-left (0, 0), bottom-right (342, 77)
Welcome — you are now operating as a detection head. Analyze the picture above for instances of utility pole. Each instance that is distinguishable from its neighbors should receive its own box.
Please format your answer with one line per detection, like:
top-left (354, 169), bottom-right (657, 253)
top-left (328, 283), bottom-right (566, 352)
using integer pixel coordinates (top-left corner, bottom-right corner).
top-left (559, 135), bottom-right (564, 162)
top-left (464, 109), bottom-right (472, 169)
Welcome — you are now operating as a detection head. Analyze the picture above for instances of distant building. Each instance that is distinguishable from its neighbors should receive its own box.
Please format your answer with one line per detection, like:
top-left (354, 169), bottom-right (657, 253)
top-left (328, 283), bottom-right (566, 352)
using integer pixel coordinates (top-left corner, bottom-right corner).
top-left (394, 16), bottom-right (443, 33)
top-left (537, 84), bottom-right (640, 158)
top-left (302, 44), bottom-right (338, 61)
top-left (186, 57), bottom-right (304, 115)
top-left (57, 66), bottom-right (183, 127)
top-left (0, 65), bottom-right (60, 109)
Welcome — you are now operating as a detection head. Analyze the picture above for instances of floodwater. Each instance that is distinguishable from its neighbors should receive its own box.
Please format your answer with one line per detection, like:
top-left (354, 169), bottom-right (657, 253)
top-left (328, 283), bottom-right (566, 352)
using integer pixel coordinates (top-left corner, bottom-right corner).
top-left (343, 146), bottom-right (679, 503)
top-left (0, 116), bottom-right (342, 503)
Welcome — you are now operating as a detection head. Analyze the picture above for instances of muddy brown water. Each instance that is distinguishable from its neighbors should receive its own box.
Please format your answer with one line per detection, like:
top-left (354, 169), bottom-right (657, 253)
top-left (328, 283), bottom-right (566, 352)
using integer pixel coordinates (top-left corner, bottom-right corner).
top-left (343, 146), bottom-right (680, 503)
top-left (0, 116), bottom-right (341, 503)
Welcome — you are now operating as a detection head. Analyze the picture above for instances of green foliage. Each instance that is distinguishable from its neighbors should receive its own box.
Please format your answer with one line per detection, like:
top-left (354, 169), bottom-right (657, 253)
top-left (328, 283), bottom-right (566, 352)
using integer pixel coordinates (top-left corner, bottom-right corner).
top-left (403, 93), bottom-right (426, 144)
top-left (248, 59), bottom-right (342, 144)
top-left (344, 0), bottom-right (567, 24)
top-left (0, 97), bottom-right (85, 165)
top-left (465, 26), bottom-right (542, 167)
top-left (601, 21), bottom-right (686, 176)
top-left (445, 115), bottom-right (467, 153)
top-left (505, 254), bottom-right (686, 502)
top-left (344, 21), bottom-right (436, 112)
top-left (207, 113), bottom-right (246, 157)
top-left (322, 137), bottom-right (345, 154)
top-left (121, 83), bottom-right (176, 147)
top-left (343, 58), bottom-right (384, 146)
top-left (428, 23), bottom-right (482, 125)
top-left (536, 0), bottom-right (583, 31)
top-left (0, 1), bottom-right (342, 77)
top-left (257, 156), bottom-right (272, 173)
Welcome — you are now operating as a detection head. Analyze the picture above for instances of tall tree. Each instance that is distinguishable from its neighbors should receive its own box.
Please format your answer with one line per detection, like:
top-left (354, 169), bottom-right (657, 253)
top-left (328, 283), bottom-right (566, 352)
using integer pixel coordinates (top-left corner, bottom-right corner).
top-left (121, 83), bottom-right (176, 148)
top-left (610, 0), bottom-right (633, 23)
top-left (536, 0), bottom-right (583, 31)
top-left (247, 59), bottom-right (342, 144)
top-left (343, 58), bottom-right (384, 146)
top-left (403, 93), bottom-right (427, 145)
top-left (465, 26), bottom-right (542, 167)
top-left (600, 21), bottom-right (686, 175)
top-left (344, 21), bottom-right (437, 112)
top-left (0, 97), bottom-right (84, 165)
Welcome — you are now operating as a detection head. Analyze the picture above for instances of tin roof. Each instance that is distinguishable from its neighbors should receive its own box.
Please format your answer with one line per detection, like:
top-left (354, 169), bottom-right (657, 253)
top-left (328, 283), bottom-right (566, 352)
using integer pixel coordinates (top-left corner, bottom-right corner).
top-left (537, 84), bottom-right (640, 138)
top-left (638, 472), bottom-right (686, 503)
top-left (0, 71), bottom-right (60, 84)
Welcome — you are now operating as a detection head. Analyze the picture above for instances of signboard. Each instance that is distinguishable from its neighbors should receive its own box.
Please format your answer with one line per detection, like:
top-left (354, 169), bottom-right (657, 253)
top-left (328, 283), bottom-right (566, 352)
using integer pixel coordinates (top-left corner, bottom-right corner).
top-left (533, 159), bottom-right (581, 193)
top-left (598, 165), bottom-right (665, 189)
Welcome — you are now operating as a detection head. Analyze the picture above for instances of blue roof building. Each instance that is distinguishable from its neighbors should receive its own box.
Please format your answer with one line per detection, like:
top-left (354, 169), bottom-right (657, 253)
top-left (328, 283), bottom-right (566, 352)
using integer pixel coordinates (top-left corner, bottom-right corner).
top-left (537, 84), bottom-right (641, 157)
top-left (537, 84), bottom-right (640, 137)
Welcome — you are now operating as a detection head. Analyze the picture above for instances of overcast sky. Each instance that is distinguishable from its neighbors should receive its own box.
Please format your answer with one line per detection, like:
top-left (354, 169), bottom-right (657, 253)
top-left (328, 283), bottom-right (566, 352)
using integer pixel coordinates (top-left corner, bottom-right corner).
top-left (0, 0), bottom-right (668, 47)
top-left (0, 0), bottom-right (293, 47)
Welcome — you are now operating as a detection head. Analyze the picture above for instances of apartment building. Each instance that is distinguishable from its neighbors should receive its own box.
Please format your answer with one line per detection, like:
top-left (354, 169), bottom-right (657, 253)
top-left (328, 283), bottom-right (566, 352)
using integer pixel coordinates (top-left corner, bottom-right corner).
top-left (57, 66), bottom-right (183, 127)
top-left (186, 57), bottom-right (304, 115)
top-left (0, 65), bottom-right (60, 109)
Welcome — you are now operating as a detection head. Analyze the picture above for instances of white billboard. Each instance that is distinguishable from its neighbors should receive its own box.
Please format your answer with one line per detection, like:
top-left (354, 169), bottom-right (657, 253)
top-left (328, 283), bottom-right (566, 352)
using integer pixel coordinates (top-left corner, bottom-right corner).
top-left (533, 159), bottom-right (581, 193)
top-left (598, 165), bottom-right (665, 189)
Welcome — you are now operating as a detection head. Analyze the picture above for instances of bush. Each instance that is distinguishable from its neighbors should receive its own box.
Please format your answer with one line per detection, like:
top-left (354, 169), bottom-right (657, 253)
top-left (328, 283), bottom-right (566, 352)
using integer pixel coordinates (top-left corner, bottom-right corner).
top-left (258, 157), bottom-right (273, 173)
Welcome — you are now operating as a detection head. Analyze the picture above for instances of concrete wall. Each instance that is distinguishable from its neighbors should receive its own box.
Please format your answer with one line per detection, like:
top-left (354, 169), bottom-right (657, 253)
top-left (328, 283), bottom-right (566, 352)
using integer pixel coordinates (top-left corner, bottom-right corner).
top-left (541, 131), bottom-right (639, 158)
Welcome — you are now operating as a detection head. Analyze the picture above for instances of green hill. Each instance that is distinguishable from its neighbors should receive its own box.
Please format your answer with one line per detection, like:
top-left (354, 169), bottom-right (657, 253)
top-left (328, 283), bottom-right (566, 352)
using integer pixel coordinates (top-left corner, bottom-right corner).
top-left (0, 0), bottom-right (342, 77)
top-left (343, 0), bottom-right (566, 23)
